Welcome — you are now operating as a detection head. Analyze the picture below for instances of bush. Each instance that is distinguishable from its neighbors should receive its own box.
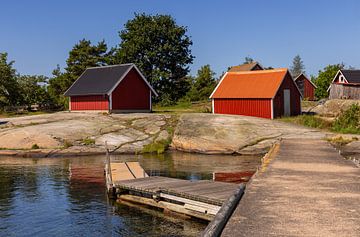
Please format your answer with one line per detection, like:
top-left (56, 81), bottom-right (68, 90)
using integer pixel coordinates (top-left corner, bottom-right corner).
top-left (332, 104), bottom-right (360, 134)
top-left (31, 144), bottom-right (40, 149)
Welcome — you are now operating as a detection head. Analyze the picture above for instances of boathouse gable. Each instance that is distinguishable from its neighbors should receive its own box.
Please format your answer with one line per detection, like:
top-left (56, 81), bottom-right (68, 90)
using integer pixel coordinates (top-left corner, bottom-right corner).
top-left (64, 64), bottom-right (157, 112)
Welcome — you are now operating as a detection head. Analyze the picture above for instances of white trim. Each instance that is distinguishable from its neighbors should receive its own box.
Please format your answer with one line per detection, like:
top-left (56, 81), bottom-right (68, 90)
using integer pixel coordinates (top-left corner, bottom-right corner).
top-left (271, 99), bottom-right (274, 119)
top-left (69, 97), bottom-right (71, 111)
top-left (109, 93), bottom-right (112, 112)
top-left (107, 64), bottom-right (158, 97)
top-left (327, 70), bottom-right (343, 92)
top-left (209, 72), bottom-right (228, 98)
top-left (212, 99), bottom-right (215, 114)
top-left (294, 73), bottom-right (317, 89)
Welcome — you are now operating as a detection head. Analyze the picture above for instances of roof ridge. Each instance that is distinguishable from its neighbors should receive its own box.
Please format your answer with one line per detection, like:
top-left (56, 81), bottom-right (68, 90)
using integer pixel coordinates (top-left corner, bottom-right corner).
top-left (228, 68), bottom-right (287, 74)
top-left (86, 63), bottom-right (134, 69)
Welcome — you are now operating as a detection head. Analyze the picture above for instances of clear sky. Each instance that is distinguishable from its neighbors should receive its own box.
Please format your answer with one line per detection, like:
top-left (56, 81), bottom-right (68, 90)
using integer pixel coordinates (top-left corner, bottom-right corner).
top-left (1, 0), bottom-right (360, 78)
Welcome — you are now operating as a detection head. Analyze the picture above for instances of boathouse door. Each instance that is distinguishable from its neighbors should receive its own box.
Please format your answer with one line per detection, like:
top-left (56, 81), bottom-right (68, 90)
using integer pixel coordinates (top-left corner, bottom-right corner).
top-left (284, 89), bottom-right (290, 116)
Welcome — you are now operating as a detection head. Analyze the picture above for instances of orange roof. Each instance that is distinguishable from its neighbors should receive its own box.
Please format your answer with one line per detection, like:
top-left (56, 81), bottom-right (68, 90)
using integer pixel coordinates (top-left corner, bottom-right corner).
top-left (210, 69), bottom-right (288, 99)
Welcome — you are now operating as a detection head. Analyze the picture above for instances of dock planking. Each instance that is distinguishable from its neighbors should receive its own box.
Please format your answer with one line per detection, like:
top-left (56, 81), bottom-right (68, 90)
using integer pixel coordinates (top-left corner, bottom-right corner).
top-left (106, 159), bottom-right (243, 220)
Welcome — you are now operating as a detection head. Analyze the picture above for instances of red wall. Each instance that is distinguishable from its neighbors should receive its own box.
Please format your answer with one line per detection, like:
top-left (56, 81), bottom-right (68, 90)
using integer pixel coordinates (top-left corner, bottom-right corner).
top-left (111, 68), bottom-right (150, 110)
top-left (273, 73), bottom-right (301, 117)
top-left (213, 98), bottom-right (272, 119)
top-left (303, 79), bottom-right (315, 100)
top-left (70, 95), bottom-right (109, 111)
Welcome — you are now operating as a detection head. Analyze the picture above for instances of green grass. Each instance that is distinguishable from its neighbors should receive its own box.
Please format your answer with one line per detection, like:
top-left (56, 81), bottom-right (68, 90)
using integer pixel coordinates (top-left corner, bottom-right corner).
top-left (63, 140), bottom-right (73, 149)
top-left (82, 137), bottom-right (95, 145)
top-left (279, 104), bottom-right (360, 135)
top-left (279, 115), bottom-right (332, 130)
top-left (141, 138), bottom-right (171, 154)
top-left (153, 100), bottom-right (211, 113)
top-left (326, 136), bottom-right (358, 146)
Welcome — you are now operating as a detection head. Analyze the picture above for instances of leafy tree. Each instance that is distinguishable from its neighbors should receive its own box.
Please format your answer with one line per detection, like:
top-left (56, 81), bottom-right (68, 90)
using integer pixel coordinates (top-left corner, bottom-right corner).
top-left (114, 13), bottom-right (194, 103)
top-left (17, 75), bottom-right (50, 109)
top-left (290, 55), bottom-right (305, 77)
top-left (186, 65), bottom-right (217, 101)
top-left (313, 64), bottom-right (344, 99)
top-left (0, 53), bottom-right (22, 107)
top-left (244, 56), bottom-right (254, 64)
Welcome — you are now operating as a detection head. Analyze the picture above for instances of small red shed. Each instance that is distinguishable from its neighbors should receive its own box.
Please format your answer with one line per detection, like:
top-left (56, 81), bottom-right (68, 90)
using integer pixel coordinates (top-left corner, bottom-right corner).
top-left (209, 69), bottom-right (301, 119)
top-left (294, 73), bottom-right (317, 100)
top-left (64, 64), bottom-right (158, 113)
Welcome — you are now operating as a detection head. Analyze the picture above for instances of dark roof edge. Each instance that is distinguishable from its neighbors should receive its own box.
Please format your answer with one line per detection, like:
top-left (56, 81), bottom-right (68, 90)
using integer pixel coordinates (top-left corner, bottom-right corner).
top-left (294, 73), bottom-right (317, 88)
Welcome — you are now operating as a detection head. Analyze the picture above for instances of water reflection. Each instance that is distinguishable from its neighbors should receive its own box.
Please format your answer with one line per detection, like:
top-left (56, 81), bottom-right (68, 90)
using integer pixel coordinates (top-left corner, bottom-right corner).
top-left (0, 152), bottom-right (260, 236)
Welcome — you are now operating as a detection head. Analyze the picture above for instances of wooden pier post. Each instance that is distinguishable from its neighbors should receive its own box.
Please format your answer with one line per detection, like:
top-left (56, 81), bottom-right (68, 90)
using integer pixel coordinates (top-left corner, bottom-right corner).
top-left (200, 183), bottom-right (245, 237)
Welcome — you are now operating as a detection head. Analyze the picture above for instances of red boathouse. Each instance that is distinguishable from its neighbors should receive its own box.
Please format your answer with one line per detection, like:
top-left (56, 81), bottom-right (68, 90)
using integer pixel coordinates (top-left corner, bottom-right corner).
top-left (64, 64), bottom-right (158, 113)
top-left (209, 68), bottom-right (301, 119)
top-left (294, 73), bottom-right (317, 100)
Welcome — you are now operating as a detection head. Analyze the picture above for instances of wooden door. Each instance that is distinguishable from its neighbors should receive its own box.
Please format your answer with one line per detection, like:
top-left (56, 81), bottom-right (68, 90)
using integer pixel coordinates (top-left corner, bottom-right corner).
top-left (284, 89), bottom-right (291, 116)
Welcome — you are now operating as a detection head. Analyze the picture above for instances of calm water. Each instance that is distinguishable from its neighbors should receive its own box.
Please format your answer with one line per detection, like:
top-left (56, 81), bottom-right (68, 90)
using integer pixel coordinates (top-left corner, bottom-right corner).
top-left (0, 152), bottom-right (260, 237)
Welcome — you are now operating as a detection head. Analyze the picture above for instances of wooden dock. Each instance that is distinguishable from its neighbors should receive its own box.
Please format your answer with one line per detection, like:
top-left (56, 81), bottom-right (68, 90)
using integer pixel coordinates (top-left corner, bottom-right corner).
top-left (105, 154), bottom-right (244, 221)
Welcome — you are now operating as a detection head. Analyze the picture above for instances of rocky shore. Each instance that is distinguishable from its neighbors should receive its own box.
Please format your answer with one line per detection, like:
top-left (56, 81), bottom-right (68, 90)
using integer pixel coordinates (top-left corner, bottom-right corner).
top-left (0, 111), bottom-right (359, 157)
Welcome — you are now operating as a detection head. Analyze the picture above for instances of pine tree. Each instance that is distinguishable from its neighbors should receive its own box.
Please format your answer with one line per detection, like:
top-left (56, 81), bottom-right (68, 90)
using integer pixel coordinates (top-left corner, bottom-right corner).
top-left (290, 55), bottom-right (305, 77)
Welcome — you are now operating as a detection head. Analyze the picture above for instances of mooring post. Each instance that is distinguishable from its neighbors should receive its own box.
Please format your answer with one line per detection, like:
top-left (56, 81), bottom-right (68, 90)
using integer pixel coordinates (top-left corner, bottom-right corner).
top-left (200, 183), bottom-right (246, 237)
top-left (105, 141), bottom-right (114, 197)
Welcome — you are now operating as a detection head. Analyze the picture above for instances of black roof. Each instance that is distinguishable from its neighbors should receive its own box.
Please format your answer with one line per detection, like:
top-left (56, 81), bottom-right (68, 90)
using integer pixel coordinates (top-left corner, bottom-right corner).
top-left (341, 70), bottom-right (360, 84)
top-left (64, 64), bottom-right (134, 96)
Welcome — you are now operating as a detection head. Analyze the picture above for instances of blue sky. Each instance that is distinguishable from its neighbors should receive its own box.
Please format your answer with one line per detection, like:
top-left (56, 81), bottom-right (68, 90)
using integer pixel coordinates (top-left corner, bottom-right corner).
top-left (1, 0), bottom-right (360, 78)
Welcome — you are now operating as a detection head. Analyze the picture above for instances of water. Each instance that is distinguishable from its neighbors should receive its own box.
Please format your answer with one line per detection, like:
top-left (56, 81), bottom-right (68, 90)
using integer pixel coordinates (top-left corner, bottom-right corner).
top-left (0, 152), bottom-right (261, 237)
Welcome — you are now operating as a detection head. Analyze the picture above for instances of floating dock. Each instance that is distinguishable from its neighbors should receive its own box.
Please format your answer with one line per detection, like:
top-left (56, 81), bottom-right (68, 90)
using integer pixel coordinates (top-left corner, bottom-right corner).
top-left (105, 156), bottom-right (244, 221)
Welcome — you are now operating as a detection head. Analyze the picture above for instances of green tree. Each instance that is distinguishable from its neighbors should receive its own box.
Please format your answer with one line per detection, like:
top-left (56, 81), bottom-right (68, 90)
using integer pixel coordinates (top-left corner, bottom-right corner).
top-left (313, 64), bottom-right (344, 99)
top-left (186, 65), bottom-right (217, 101)
top-left (290, 55), bottom-right (305, 77)
top-left (244, 56), bottom-right (254, 64)
top-left (0, 53), bottom-right (22, 107)
top-left (17, 75), bottom-right (50, 109)
top-left (48, 39), bottom-right (112, 108)
top-left (115, 13), bottom-right (194, 103)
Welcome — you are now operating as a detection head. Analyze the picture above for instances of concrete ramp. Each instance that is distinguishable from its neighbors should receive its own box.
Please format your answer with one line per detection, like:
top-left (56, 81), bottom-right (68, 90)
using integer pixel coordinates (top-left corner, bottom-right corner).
top-left (222, 139), bottom-right (360, 237)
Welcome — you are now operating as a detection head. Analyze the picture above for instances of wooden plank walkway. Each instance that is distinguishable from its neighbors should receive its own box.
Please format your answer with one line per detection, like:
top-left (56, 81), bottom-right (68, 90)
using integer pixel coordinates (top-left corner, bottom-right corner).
top-left (222, 139), bottom-right (360, 237)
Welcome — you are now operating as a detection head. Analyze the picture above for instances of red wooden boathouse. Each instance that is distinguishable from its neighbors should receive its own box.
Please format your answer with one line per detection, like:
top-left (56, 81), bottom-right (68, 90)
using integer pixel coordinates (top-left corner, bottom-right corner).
top-left (294, 73), bottom-right (317, 100)
top-left (209, 68), bottom-right (301, 119)
top-left (64, 64), bottom-right (158, 113)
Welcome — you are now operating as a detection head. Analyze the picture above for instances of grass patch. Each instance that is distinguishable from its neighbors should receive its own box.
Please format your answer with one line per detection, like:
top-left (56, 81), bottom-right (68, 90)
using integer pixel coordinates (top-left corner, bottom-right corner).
top-left (82, 137), bottom-right (95, 146)
top-left (63, 140), bottom-right (73, 149)
top-left (332, 104), bottom-right (360, 134)
top-left (326, 136), bottom-right (358, 146)
top-left (141, 139), bottom-right (171, 154)
top-left (153, 100), bottom-right (211, 113)
top-left (31, 144), bottom-right (40, 149)
top-left (279, 115), bottom-right (332, 129)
